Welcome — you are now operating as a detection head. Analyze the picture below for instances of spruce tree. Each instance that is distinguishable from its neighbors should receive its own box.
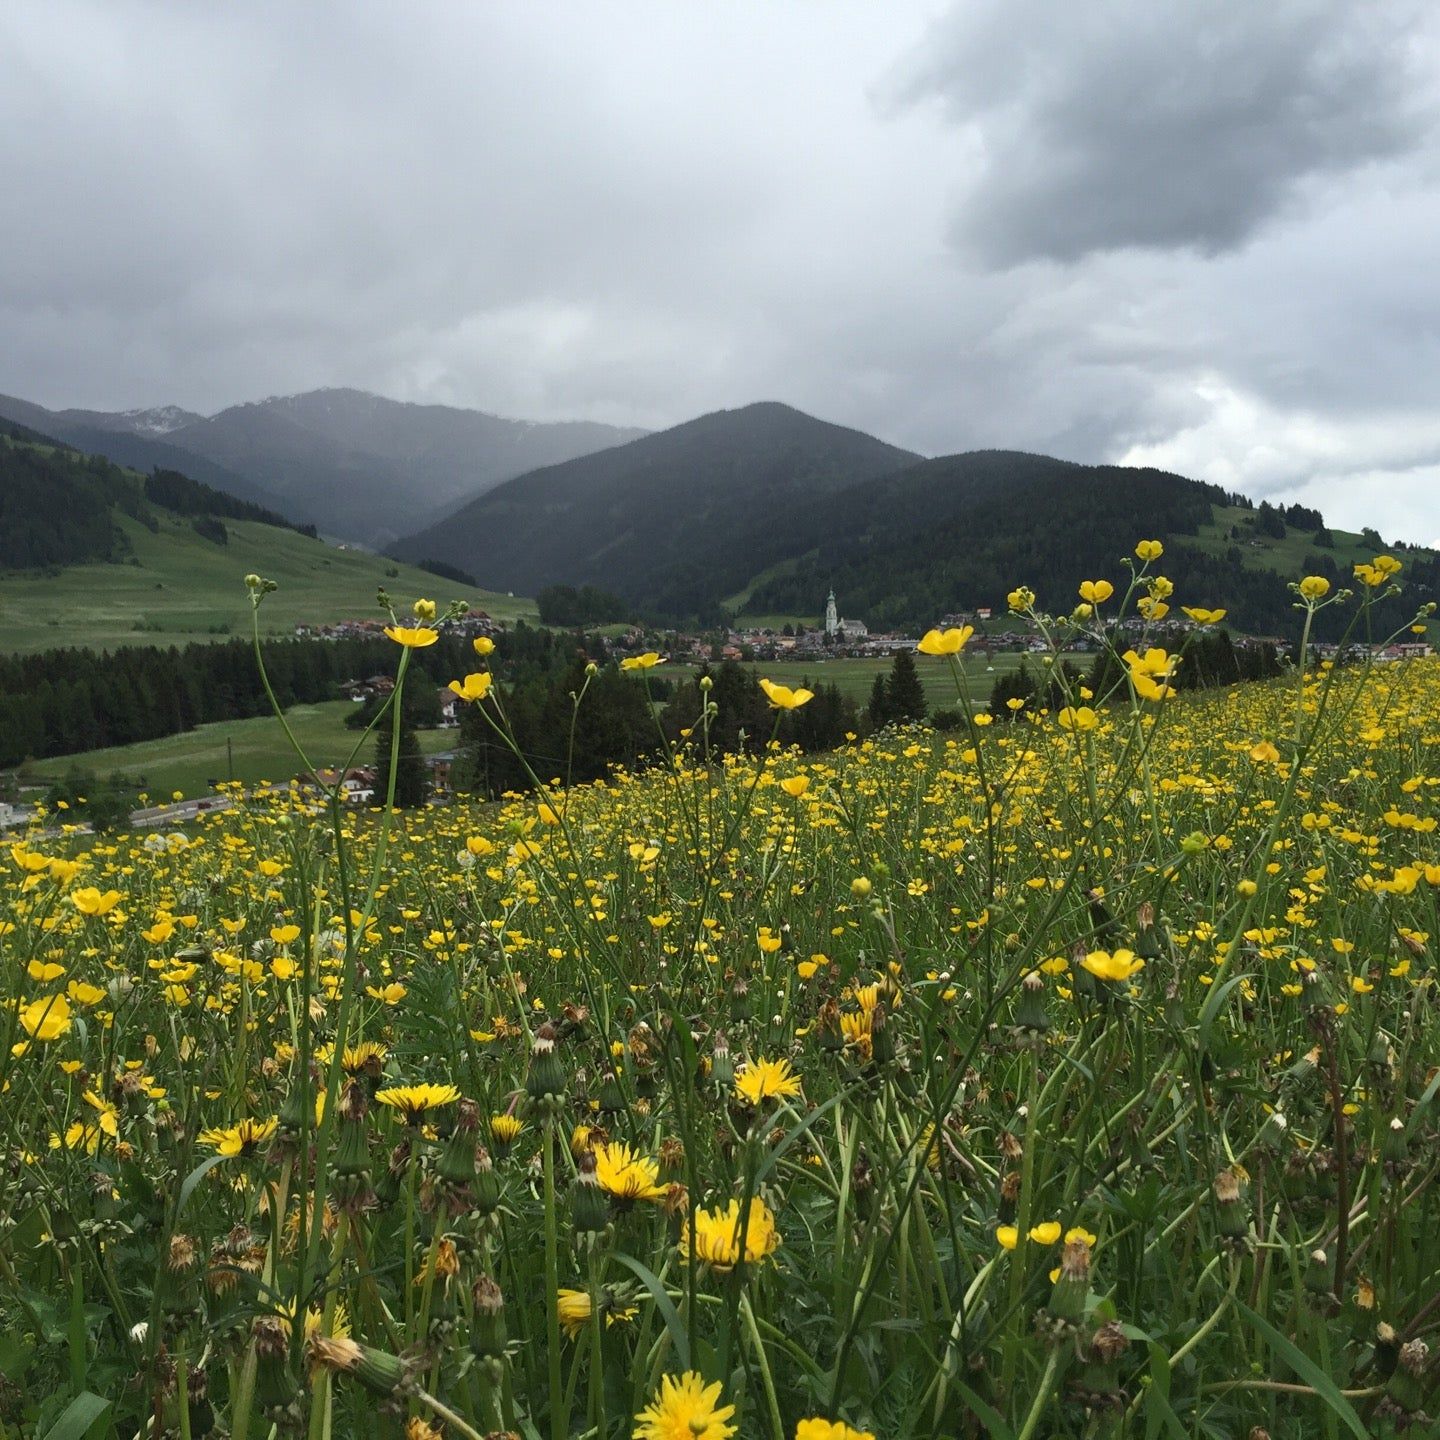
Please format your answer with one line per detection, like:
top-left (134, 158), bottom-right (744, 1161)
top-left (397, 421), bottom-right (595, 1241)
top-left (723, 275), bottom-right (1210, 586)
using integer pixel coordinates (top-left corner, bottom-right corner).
top-left (375, 712), bottom-right (429, 809)
top-left (867, 672), bottom-right (891, 729)
top-left (887, 649), bottom-right (927, 722)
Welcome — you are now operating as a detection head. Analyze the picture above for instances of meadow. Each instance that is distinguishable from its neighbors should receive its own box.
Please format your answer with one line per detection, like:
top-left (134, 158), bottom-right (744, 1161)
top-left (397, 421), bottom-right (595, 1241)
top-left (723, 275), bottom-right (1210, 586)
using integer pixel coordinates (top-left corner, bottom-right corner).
top-left (666, 651), bottom-right (1034, 712)
top-left (2, 552), bottom-right (1439, 1439)
top-left (0, 513), bottom-right (537, 655)
top-left (26, 702), bottom-right (457, 803)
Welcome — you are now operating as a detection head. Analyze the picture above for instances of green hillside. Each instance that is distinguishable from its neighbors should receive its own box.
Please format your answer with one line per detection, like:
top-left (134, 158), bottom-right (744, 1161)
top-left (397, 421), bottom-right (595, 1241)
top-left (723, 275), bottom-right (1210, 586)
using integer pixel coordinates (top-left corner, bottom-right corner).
top-left (0, 425), bottom-right (537, 653)
top-left (392, 401), bottom-right (919, 619)
top-left (25, 700), bottom-right (455, 800)
top-left (740, 452), bottom-right (1439, 639)
top-left (0, 512), bottom-right (535, 654)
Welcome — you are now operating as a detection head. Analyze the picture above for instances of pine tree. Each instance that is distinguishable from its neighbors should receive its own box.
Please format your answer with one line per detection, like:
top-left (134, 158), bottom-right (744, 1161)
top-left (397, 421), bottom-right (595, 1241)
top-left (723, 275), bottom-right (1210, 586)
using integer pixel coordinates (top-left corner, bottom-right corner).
top-left (867, 672), bottom-right (891, 729)
top-left (375, 712), bottom-right (429, 809)
top-left (887, 649), bottom-right (927, 722)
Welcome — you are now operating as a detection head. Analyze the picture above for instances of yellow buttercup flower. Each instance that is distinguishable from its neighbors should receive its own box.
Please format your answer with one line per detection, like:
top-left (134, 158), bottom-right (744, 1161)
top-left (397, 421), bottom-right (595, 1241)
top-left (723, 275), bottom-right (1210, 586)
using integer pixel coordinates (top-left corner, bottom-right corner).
top-left (780, 775), bottom-right (810, 798)
top-left (1123, 647), bottom-right (1177, 702)
top-left (1078, 579), bottom-right (1114, 605)
top-left (996, 1225), bottom-right (1019, 1250)
top-left (1080, 949), bottom-right (1145, 982)
top-left (472, 634), bottom-right (495, 655)
top-left (1135, 539), bottom-right (1164, 561)
top-left (18, 993), bottom-right (72, 1042)
top-left (759, 679), bottom-right (814, 710)
top-left (1007, 586), bottom-right (1035, 612)
top-left (1297, 576), bottom-right (1331, 601)
top-left (621, 652), bottom-right (665, 671)
top-left (1058, 706), bottom-right (1098, 732)
top-left (916, 625), bottom-right (974, 656)
top-left (71, 888), bottom-right (122, 916)
top-left (734, 1057), bottom-right (803, 1106)
top-left (635, 1372), bottom-right (736, 1440)
top-left (1028, 1220), bottom-right (1062, 1244)
top-left (383, 625), bottom-right (440, 648)
top-left (796, 1422), bottom-right (876, 1440)
top-left (448, 672), bottom-right (493, 703)
top-left (1182, 607), bottom-right (1227, 625)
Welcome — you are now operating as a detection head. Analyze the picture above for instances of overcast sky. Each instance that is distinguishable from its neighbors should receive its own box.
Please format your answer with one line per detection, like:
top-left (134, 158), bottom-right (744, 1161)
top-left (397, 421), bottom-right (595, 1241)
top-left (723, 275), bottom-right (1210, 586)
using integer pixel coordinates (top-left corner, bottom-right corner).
top-left (5, 0), bottom-right (1440, 542)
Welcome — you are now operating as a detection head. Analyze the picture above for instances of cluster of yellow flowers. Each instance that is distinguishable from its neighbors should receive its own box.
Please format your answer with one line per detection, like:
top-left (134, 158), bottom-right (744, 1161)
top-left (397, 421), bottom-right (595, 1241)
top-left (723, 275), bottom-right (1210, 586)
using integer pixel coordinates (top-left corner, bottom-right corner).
top-left (2, 549), bottom-right (1438, 1436)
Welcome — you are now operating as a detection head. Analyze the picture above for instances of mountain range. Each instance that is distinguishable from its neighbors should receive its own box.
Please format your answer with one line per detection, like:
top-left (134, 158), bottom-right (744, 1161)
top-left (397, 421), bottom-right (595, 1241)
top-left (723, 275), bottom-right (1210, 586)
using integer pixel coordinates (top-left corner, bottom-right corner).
top-left (0, 388), bottom-right (646, 546)
top-left (393, 401), bottom-right (921, 616)
top-left (4, 384), bottom-right (1435, 640)
top-left (391, 403), bottom-right (1439, 636)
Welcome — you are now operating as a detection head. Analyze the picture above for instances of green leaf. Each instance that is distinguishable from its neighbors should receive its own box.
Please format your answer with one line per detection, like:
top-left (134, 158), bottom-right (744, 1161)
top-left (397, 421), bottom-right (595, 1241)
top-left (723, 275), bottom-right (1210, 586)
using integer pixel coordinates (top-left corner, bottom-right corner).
top-left (609, 1252), bottom-right (690, 1372)
top-left (177, 1152), bottom-right (230, 1216)
top-left (1144, 1341), bottom-right (1187, 1440)
top-left (1235, 1300), bottom-right (1369, 1440)
top-left (0, 1331), bottom-right (35, 1380)
top-left (952, 1379), bottom-right (1016, 1440)
top-left (1198, 971), bottom-right (1248, 1048)
top-left (40, 1391), bottom-right (111, 1440)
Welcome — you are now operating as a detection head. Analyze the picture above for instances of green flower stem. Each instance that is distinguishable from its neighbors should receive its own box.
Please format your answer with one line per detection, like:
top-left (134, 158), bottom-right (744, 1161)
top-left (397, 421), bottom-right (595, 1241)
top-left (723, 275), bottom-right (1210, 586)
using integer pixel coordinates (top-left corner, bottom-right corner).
top-left (1014, 1348), bottom-right (1060, 1440)
top-left (740, 1287), bottom-right (785, 1440)
top-left (542, 1117), bottom-right (565, 1440)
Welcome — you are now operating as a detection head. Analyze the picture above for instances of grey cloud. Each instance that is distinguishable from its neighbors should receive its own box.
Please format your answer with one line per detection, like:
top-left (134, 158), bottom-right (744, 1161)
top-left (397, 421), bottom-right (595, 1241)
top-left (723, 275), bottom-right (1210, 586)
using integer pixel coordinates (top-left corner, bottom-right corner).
top-left (887, 0), bottom-right (1434, 265)
top-left (1, 1), bottom-right (1439, 545)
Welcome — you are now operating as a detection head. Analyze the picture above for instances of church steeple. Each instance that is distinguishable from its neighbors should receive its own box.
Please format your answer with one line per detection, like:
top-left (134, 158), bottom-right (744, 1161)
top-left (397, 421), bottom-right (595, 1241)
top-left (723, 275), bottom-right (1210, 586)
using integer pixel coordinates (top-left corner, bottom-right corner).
top-left (824, 589), bottom-right (838, 637)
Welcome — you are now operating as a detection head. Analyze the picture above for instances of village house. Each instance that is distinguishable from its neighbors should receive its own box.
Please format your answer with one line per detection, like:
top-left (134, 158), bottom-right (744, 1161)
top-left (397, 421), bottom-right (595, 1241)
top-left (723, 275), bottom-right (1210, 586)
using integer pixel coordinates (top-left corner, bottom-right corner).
top-left (294, 767), bottom-right (377, 805)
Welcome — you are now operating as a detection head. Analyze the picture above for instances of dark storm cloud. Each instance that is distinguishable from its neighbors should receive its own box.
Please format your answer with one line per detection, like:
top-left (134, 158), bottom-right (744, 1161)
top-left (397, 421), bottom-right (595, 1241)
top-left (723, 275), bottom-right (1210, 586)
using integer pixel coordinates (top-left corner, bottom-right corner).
top-left (2, 0), bottom-right (1440, 543)
top-left (888, 0), bottom-right (1432, 264)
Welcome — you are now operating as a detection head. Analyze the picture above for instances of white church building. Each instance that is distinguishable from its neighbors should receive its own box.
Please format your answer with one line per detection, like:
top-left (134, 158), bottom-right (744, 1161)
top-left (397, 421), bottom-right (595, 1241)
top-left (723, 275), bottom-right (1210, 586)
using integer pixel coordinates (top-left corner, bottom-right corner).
top-left (823, 589), bottom-right (868, 641)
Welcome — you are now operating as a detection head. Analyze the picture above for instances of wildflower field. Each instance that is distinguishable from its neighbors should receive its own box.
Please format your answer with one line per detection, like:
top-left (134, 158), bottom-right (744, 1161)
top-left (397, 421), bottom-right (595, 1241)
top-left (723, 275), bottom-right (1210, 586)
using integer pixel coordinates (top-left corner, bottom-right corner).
top-left (4, 553), bottom-right (1440, 1440)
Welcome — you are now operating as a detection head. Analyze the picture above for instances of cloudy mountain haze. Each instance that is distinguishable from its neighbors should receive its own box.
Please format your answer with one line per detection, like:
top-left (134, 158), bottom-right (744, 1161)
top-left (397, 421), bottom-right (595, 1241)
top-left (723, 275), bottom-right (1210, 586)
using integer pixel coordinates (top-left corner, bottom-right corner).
top-left (4, 1), bottom-right (1440, 541)
top-left (0, 388), bottom-right (649, 543)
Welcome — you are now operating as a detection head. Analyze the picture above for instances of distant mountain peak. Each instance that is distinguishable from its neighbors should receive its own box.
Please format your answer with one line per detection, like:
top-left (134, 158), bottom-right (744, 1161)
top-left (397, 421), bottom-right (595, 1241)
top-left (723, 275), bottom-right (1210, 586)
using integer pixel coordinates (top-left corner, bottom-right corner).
top-left (115, 405), bottom-right (205, 436)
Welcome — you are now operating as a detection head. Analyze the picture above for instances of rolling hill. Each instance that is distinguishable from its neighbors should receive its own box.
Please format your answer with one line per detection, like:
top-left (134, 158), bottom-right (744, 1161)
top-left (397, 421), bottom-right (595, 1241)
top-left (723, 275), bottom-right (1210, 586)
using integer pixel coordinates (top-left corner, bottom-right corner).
top-left (0, 423), bottom-right (535, 653)
top-left (392, 401), bottom-right (922, 618)
top-left (0, 388), bottom-right (647, 546)
top-left (396, 413), bottom-right (1439, 636)
top-left (740, 450), bottom-right (1440, 636)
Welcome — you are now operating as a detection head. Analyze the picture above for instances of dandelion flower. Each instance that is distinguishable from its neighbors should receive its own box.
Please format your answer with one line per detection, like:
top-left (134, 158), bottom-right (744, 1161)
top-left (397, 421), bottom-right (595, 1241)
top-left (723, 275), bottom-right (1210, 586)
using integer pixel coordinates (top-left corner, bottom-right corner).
top-left (635, 1371), bottom-right (736, 1440)
top-left (681, 1197), bottom-right (780, 1273)
top-left (734, 1057), bottom-right (803, 1107)
top-left (199, 1117), bottom-right (278, 1157)
top-left (375, 1084), bottom-right (460, 1124)
top-left (556, 1287), bottom-right (639, 1339)
top-left (594, 1141), bottom-right (666, 1203)
top-left (796, 1422), bottom-right (876, 1440)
